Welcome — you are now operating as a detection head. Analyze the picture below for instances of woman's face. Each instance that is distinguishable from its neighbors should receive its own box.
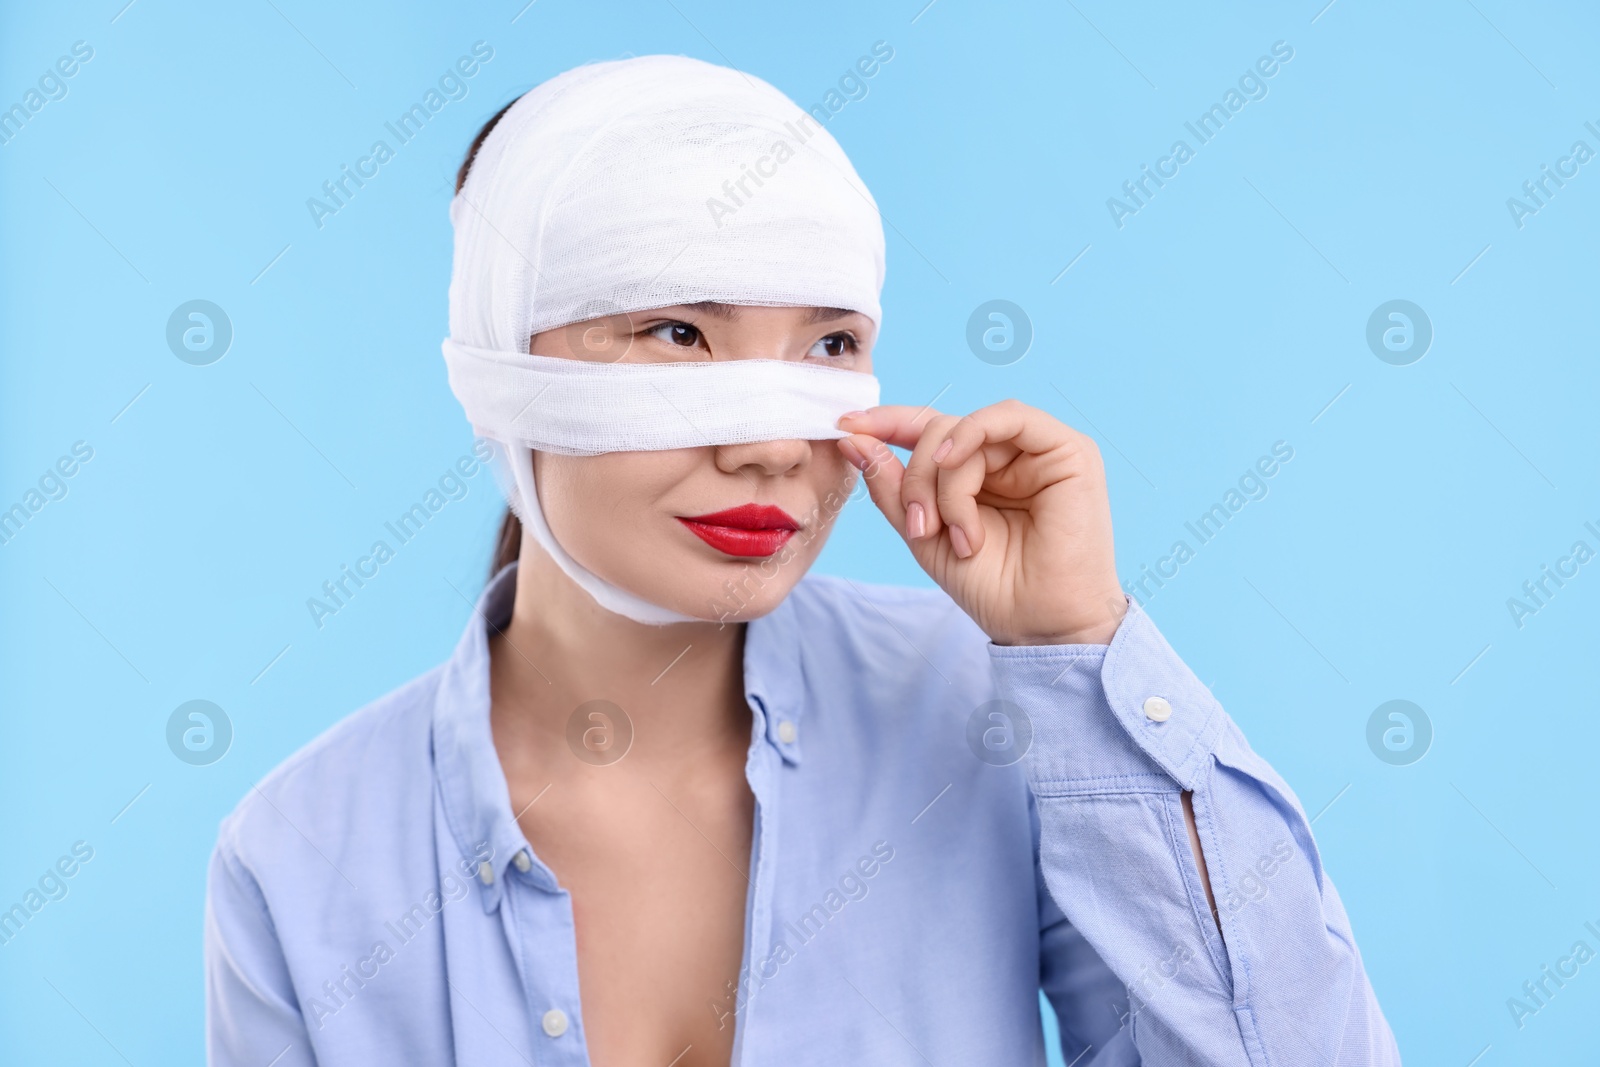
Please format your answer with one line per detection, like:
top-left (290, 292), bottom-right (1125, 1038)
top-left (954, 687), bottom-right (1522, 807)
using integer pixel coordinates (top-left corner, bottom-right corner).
top-left (528, 303), bottom-right (875, 624)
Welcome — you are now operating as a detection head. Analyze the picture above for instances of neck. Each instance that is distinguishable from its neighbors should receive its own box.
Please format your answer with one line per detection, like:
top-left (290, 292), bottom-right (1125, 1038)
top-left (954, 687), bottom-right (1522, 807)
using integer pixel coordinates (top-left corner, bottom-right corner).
top-left (489, 538), bottom-right (750, 782)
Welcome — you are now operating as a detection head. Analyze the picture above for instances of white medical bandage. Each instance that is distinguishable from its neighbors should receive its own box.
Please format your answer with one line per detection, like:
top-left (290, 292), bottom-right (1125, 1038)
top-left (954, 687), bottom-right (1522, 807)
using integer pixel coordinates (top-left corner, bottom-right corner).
top-left (442, 341), bottom-right (880, 456)
top-left (442, 54), bottom-right (887, 624)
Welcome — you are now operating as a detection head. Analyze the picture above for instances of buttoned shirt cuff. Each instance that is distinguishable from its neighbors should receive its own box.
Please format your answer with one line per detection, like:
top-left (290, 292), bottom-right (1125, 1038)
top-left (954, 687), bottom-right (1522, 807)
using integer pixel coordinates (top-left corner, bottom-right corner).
top-left (987, 597), bottom-right (1226, 792)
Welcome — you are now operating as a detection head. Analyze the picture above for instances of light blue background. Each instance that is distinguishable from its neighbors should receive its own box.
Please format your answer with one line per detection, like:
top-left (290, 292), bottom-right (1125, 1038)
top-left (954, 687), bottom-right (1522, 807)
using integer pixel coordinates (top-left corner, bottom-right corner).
top-left (3, 1), bottom-right (1597, 1063)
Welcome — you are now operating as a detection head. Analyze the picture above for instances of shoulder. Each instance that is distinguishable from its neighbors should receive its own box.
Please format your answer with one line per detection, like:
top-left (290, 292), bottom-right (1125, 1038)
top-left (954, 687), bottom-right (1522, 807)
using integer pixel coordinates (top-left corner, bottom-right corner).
top-left (214, 667), bottom-right (443, 871)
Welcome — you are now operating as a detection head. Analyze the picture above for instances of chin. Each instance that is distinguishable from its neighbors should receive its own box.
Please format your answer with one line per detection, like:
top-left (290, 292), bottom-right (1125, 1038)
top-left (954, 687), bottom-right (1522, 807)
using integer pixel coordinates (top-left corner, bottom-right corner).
top-left (656, 555), bottom-right (807, 625)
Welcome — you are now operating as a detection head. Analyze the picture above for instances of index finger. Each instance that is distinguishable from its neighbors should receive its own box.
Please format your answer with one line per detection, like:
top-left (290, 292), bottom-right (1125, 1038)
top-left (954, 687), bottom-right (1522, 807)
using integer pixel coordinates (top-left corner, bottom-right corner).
top-left (836, 405), bottom-right (946, 450)
top-left (935, 399), bottom-right (1078, 470)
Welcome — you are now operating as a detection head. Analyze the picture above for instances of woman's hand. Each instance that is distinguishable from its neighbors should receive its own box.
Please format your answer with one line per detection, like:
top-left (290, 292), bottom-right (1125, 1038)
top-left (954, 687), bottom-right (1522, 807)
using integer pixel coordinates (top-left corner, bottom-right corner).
top-left (836, 402), bottom-right (1128, 646)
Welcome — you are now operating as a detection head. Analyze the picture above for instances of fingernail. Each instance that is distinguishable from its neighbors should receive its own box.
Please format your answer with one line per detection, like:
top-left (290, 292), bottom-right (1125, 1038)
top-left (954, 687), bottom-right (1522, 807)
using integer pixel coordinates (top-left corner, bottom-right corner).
top-left (949, 524), bottom-right (972, 558)
top-left (837, 438), bottom-right (869, 471)
top-left (907, 502), bottom-right (926, 539)
top-left (838, 410), bottom-right (867, 424)
top-left (932, 439), bottom-right (954, 463)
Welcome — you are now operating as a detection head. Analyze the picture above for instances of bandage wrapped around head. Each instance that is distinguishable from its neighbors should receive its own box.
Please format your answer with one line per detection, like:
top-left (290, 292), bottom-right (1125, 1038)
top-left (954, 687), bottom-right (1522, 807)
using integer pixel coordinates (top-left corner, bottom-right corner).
top-left (443, 54), bottom-right (885, 624)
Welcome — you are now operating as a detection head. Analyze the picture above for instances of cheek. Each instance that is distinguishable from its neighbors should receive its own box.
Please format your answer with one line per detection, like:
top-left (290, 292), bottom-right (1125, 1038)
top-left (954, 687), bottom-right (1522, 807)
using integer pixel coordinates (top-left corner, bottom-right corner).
top-left (810, 439), bottom-right (849, 483)
top-left (535, 450), bottom-right (705, 566)
top-left (538, 453), bottom-right (674, 530)
top-left (809, 442), bottom-right (859, 515)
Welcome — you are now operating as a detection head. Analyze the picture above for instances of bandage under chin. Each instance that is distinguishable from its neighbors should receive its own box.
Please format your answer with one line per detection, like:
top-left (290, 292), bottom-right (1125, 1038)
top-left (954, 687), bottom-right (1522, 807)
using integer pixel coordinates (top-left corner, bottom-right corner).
top-left (456, 341), bottom-right (880, 625)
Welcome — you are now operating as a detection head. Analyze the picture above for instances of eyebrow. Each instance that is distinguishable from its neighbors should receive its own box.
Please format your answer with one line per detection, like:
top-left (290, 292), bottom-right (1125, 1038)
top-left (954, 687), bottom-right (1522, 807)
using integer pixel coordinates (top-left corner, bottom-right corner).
top-left (678, 301), bottom-right (859, 326)
top-left (679, 301), bottom-right (742, 320)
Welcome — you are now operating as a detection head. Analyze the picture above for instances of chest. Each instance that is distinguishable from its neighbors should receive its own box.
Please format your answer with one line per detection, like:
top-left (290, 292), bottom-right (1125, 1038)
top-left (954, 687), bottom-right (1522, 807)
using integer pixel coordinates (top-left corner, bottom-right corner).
top-left (516, 770), bottom-right (755, 1067)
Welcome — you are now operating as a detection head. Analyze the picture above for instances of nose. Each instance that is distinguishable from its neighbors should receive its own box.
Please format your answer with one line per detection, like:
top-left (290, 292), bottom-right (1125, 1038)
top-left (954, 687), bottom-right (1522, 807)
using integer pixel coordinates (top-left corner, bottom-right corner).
top-left (714, 437), bottom-right (812, 479)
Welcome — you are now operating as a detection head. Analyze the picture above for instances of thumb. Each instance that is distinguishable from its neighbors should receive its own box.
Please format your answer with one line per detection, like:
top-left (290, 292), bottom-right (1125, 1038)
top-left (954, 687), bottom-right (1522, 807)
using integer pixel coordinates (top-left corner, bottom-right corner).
top-left (841, 433), bottom-right (909, 539)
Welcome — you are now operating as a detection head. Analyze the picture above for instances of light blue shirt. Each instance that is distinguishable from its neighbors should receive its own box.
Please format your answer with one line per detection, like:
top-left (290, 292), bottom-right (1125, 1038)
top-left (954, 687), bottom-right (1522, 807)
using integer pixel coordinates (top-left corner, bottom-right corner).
top-left (206, 562), bottom-right (1399, 1065)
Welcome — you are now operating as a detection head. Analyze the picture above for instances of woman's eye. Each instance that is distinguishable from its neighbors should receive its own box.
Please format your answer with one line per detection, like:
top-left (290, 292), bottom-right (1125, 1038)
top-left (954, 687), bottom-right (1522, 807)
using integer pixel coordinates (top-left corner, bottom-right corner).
top-left (647, 322), bottom-right (702, 348)
top-left (809, 333), bottom-right (855, 359)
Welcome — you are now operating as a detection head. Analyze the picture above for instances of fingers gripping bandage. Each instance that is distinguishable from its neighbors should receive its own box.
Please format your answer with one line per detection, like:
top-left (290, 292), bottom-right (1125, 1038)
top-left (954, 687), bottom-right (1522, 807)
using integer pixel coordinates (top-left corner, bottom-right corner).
top-left (441, 54), bottom-right (886, 624)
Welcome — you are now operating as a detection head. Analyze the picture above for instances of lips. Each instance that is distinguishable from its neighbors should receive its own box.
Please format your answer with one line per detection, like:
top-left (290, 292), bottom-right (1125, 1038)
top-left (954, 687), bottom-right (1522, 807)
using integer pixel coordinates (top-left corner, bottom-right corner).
top-left (677, 503), bottom-right (800, 558)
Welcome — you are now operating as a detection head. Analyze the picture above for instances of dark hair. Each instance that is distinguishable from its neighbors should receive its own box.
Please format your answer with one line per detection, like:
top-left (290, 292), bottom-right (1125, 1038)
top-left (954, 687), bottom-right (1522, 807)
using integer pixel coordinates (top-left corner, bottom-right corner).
top-left (457, 102), bottom-right (525, 579)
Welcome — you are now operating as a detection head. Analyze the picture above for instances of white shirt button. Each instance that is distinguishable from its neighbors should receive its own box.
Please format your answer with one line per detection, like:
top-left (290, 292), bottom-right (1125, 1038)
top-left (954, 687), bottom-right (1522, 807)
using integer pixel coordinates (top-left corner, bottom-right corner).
top-left (542, 1008), bottom-right (568, 1037)
top-left (513, 850), bottom-right (532, 873)
top-left (1143, 696), bottom-right (1173, 722)
top-left (477, 861), bottom-right (494, 885)
top-left (777, 719), bottom-right (797, 744)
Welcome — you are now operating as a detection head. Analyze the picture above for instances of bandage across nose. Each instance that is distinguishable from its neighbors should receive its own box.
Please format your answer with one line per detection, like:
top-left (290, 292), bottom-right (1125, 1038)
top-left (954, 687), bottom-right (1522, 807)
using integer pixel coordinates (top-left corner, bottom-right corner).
top-left (442, 340), bottom-right (880, 456)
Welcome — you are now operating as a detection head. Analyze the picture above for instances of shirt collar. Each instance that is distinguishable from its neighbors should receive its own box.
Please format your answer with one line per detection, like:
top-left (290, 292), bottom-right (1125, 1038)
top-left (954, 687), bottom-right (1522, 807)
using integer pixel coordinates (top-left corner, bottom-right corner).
top-left (432, 562), bottom-right (810, 912)
top-left (431, 562), bottom-right (538, 913)
top-left (743, 579), bottom-right (806, 767)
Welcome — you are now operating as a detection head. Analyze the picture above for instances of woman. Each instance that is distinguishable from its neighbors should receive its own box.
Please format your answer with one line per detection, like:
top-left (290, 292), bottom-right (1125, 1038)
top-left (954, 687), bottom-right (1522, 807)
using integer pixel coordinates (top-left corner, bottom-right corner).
top-left (206, 55), bottom-right (1399, 1066)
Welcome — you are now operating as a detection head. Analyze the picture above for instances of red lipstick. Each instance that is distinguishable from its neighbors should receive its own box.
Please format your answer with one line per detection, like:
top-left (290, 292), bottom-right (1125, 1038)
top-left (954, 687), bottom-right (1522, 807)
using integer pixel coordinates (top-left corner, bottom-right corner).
top-left (677, 504), bottom-right (800, 558)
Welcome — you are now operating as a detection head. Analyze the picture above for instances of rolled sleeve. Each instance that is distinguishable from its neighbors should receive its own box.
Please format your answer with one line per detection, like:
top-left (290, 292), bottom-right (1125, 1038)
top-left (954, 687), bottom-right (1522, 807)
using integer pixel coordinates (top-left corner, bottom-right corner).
top-left (990, 598), bottom-right (1400, 1066)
